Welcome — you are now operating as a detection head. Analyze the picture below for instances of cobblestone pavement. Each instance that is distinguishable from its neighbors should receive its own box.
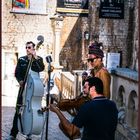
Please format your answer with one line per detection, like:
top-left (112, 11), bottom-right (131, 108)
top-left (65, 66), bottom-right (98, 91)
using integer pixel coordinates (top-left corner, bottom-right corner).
top-left (2, 79), bottom-right (80, 140)
top-left (2, 106), bottom-right (72, 140)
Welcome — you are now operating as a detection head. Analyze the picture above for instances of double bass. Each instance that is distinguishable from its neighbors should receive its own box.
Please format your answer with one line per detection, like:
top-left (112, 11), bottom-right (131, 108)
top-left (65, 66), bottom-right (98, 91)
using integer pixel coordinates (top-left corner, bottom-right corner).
top-left (17, 37), bottom-right (45, 138)
top-left (17, 70), bottom-right (44, 136)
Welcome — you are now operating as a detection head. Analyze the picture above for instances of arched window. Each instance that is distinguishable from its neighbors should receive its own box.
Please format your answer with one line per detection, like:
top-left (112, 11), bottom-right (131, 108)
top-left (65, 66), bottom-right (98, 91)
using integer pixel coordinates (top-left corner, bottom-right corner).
top-left (127, 91), bottom-right (138, 128)
top-left (117, 85), bottom-right (125, 108)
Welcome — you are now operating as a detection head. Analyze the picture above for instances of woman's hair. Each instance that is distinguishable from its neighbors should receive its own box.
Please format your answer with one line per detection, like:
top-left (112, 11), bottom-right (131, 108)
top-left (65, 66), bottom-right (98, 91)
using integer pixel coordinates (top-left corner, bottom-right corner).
top-left (88, 41), bottom-right (104, 58)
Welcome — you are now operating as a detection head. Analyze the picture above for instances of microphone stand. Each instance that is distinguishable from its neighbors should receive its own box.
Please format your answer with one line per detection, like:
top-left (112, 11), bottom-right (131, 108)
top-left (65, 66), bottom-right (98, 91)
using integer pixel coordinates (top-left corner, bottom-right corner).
top-left (45, 56), bottom-right (52, 140)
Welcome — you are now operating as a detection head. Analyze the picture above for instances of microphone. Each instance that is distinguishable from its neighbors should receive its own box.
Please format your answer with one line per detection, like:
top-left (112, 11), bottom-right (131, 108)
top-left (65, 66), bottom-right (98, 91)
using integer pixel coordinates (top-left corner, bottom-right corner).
top-left (46, 55), bottom-right (52, 63)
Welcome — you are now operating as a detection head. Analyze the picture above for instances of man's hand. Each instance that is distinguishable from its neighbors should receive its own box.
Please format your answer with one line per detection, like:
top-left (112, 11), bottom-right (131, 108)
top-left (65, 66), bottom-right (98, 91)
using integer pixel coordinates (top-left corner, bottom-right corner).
top-left (32, 50), bottom-right (38, 59)
top-left (28, 49), bottom-right (38, 59)
top-left (31, 49), bottom-right (38, 59)
top-left (19, 80), bottom-right (24, 87)
top-left (50, 104), bottom-right (59, 113)
top-left (50, 104), bottom-right (81, 139)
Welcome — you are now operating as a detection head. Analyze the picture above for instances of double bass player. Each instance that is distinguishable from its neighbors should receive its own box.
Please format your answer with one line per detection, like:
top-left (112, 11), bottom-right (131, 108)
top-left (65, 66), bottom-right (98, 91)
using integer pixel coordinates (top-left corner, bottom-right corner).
top-left (6, 41), bottom-right (45, 140)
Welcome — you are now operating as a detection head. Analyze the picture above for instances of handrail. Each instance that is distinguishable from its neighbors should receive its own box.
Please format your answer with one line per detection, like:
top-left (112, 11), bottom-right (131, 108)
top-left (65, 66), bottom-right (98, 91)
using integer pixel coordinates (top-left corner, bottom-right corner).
top-left (60, 70), bottom-right (83, 99)
top-left (61, 72), bottom-right (75, 99)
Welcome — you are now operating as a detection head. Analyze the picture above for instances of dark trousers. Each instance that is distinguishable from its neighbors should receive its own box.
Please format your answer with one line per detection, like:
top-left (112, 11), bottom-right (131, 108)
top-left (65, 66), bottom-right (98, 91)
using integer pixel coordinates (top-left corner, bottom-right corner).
top-left (10, 111), bottom-right (19, 137)
top-left (10, 91), bottom-right (22, 138)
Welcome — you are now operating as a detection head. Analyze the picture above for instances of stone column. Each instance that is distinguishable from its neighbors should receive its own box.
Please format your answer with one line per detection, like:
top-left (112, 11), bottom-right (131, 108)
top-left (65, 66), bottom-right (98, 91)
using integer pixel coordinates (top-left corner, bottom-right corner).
top-left (50, 15), bottom-right (63, 70)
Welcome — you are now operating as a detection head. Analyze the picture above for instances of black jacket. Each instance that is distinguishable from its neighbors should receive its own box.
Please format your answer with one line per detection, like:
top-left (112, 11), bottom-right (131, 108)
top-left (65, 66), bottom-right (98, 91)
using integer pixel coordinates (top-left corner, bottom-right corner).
top-left (15, 55), bottom-right (45, 83)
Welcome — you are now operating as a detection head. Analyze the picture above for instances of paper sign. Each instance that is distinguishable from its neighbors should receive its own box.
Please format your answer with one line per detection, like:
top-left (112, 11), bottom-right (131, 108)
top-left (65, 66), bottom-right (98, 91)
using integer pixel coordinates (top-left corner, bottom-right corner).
top-left (107, 53), bottom-right (120, 69)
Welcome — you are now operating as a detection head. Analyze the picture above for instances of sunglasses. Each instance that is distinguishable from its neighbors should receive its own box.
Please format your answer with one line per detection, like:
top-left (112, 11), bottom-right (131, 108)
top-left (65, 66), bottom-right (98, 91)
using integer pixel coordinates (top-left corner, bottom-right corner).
top-left (87, 58), bottom-right (98, 62)
top-left (26, 46), bottom-right (31, 49)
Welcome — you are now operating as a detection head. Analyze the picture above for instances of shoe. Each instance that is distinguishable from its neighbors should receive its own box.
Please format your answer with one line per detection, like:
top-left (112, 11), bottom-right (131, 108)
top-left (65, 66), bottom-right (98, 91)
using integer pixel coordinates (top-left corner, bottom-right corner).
top-left (5, 135), bottom-right (16, 140)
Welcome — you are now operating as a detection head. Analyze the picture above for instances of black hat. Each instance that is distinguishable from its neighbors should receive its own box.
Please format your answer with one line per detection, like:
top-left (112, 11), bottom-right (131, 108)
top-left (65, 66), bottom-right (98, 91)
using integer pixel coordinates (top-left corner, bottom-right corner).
top-left (86, 77), bottom-right (103, 94)
top-left (88, 42), bottom-right (104, 58)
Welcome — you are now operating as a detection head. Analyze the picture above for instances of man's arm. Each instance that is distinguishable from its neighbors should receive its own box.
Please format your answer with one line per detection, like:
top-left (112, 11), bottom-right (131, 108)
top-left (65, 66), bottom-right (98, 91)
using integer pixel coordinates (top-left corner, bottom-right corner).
top-left (100, 69), bottom-right (111, 99)
top-left (29, 48), bottom-right (45, 72)
top-left (32, 56), bottom-right (45, 72)
top-left (15, 58), bottom-right (24, 83)
top-left (50, 104), bottom-right (81, 139)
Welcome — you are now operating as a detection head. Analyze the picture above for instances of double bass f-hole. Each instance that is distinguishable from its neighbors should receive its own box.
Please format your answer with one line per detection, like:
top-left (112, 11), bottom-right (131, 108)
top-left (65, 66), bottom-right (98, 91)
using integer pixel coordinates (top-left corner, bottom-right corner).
top-left (27, 81), bottom-right (32, 88)
top-left (27, 100), bottom-right (31, 112)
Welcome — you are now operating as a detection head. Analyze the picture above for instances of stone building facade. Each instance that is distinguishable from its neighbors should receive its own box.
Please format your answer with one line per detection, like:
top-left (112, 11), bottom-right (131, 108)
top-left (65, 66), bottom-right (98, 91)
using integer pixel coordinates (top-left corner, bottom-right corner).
top-left (110, 68), bottom-right (138, 140)
top-left (2, 0), bottom-right (139, 139)
top-left (2, 0), bottom-right (138, 74)
top-left (88, 0), bottom-right (138, 71)
top-left (2, 0), bottom-right (56, 79)
top-left (59, 0), bottom-right (138, 72)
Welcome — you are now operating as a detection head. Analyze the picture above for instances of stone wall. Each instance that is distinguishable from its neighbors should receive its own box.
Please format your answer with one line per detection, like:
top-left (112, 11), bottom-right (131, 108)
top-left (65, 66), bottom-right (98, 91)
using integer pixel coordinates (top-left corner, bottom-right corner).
top-left (2, 0), bottom-right (57, 55)
top-left (2, 0), bottom-right (138, 73)
top-left (2, 1), bottom-right (139, 139)
top-left (88, 0), bottom-right (138, 71)
top-left (2, 0), bottom-right (57, 80)
top-left (110, 68), bottom-right (138, 140)
top-left (60, 17), bottom-right (89, 71)
top-left (2, 0), bottom-right (89, 74)
top-left (59, 0), bottom-right (138, 71)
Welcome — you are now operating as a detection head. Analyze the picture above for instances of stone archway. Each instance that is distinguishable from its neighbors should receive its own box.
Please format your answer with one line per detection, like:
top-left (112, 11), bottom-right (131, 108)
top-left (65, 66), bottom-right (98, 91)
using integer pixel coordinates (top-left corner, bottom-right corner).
top-left (127, 91), bottom-right (138, 129)
top-left (117, 85), bottom-right (125, 108)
